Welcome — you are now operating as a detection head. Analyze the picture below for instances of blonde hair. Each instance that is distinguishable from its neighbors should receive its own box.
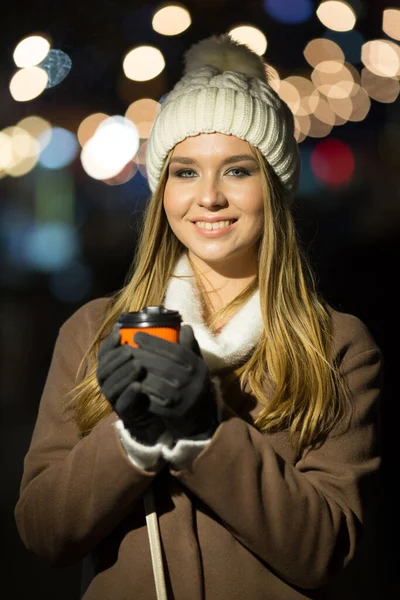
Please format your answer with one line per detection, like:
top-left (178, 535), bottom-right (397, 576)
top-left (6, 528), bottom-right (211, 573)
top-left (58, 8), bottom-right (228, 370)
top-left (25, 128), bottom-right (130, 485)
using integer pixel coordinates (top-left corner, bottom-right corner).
top-left (69, 145), bottom-right (347, 456)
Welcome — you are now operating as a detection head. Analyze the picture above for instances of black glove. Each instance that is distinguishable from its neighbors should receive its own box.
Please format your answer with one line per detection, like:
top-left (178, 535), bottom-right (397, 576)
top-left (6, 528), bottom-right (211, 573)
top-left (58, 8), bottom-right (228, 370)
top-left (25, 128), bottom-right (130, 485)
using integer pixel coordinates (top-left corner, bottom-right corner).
top-left (131, 325), bottom-right (219, 441)
top-left (96, 324), bottom-right (166, 445)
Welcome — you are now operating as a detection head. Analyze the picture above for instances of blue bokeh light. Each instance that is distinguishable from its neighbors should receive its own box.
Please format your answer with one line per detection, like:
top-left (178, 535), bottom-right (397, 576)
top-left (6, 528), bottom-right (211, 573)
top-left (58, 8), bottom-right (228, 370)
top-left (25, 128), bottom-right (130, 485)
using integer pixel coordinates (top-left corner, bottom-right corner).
top-left (23, 221), bottom-right (79, 272)
top-left (38, 127), bottom-right (79, 169)
top-left (263, 0), bottom-right (314, 25)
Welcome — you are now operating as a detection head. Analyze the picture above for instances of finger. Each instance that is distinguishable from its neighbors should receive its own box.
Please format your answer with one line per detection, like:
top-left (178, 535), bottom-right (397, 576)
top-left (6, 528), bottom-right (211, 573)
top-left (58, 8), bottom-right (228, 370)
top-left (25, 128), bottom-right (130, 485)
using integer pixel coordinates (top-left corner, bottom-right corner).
top-left (133, 331), bottom-right (192, 366)
top-left (131, 345), bottom-right (193, 377)
top-left (101, 361), bottom-right (144, 402)
top-left (97, 345), bottom-right (133, 383)
top-left (179, 324), bottom-right (202, 357)
top-left (98, 324), bottom-right (122, 360)
top-left (115, 382), bottom-right (150, 419)
top-left (140, 372), bottom-right (179, 406)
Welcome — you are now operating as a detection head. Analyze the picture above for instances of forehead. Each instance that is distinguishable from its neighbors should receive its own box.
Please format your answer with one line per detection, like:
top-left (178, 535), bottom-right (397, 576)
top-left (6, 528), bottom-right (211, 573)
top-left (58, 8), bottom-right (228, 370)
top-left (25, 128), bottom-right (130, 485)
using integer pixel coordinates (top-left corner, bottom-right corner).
top-left (171, 133), bottom-right (252, 157)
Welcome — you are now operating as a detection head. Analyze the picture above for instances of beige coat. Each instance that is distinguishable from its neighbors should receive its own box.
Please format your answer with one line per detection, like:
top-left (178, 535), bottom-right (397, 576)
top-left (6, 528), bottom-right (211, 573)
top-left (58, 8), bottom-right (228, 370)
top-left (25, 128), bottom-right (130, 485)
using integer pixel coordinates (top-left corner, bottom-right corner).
top-left (15, 298), bottom-right (383, 599)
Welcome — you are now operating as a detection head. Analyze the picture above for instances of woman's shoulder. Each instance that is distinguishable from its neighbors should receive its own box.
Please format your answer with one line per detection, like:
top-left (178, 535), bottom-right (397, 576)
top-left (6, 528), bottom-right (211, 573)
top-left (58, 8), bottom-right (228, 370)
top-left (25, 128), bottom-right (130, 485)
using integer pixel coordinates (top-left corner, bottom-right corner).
top-left (324, 302), bottom-right (382, 365)
top-left (59, 297), bottom-right (113, 342)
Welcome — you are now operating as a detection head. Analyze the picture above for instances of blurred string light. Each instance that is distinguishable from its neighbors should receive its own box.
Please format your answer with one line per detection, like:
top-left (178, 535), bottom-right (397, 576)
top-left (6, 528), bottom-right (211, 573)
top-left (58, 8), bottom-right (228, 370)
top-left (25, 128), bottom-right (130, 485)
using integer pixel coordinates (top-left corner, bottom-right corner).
top-left (361, 39), bottom-right (400, 78)
top-left (38, 127), bottom-right (79, 169)
top-left (152, 4), bottom-right (191, 36)
top-left (310, 138), bottom-right (355, 187)
top-left (77, 113), bottom-right (109, 147)
top-left (39, 49), bottom-right (72, 88)
top-left (125, 98), bottom-right (161, 138)
top-left (81, 116), bottom-right (140, 181)
top-left (323, 29), bottom-right (365, 63)
top-left (9, 66), bottom-right (48, 101)
top-left (316, 1), bottom-right (356, 32)
top-left (123, 46), bottom-right (165, 81)
top-left (263, 0), bottom-right (313, 24)
top-left (383, 9), bottom-right (400, 42)
top-left (13, 35), bottom-right (50, 67)
top-left (228, 26), bottom-right (267, 55)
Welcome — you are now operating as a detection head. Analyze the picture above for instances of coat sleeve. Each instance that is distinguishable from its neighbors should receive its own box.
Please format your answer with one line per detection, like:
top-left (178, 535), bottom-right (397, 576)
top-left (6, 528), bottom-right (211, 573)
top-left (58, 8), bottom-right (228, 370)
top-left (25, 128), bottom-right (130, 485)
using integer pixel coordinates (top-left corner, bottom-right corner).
top-left (15, 303), bottom-right (163, 566)
top-left (171, 325), bottom-right (383, 590)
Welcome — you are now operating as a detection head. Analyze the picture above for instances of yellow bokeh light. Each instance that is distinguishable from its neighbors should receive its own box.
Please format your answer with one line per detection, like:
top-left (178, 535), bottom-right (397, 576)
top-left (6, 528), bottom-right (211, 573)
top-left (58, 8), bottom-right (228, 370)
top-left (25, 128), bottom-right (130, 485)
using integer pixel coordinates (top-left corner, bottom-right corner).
top-left (276, 80), bottom-right (301, 114)
top-left (347, 85), bottom-right (370, 122)
top-left (0, 132), bottom-right (13, 170)
top-left (316, 1), bottom-right (356, 32)
top-left (126, 98), bottom-right (160, 139)
top-left (361, 39), bottom-right (400, 78)
top-left (266, 65), bottom-right (280, 92)
top-left (304, 38), bottom-right (345, 68)
top-left (228, 26), bottom-right (267, 56)
top-left (10, 67), bottom-right (48, 102)
top-left (152, 5), bottom-right (191, 36)
top-left (361, 68), bottom-right (400, 104)
top-left (312, 60), bottom-right (356, 99)
top-left (1, 126), bottom-right (40, 176)
top-left (77, 113), bottom-right (109, 147)
top-left (383, 9), bottom-right (400, 42)
top-left (123, 46), bottom-right (165, 82)
top-left (17, 115), bottom-right (52, 150)
top-left (13, 35), bottom-right (50, 67)
top-left (293, 114), bottom-right (311, 142)
top-left (284, 76), bottom-right (317, 117)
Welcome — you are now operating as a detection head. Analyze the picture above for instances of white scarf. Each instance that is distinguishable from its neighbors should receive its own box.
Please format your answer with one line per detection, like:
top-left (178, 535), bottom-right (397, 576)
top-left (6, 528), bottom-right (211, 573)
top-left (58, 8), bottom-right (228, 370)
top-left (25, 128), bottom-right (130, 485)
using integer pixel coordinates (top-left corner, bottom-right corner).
top-left (162, 253), bottom-right (263, 371)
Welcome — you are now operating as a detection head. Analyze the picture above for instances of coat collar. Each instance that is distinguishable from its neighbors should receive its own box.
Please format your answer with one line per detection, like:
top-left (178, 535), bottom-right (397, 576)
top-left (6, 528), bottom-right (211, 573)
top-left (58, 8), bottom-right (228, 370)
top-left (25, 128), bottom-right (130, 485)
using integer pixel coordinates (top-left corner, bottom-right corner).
top-left (163, 253), bottom-right (263, 372)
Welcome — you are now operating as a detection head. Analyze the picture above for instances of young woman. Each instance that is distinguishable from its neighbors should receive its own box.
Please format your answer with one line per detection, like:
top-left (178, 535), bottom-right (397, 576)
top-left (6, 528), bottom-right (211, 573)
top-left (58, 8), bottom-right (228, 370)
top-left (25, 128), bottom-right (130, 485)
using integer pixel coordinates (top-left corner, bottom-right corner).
top-left (15, 35), bottom-right (383, 599)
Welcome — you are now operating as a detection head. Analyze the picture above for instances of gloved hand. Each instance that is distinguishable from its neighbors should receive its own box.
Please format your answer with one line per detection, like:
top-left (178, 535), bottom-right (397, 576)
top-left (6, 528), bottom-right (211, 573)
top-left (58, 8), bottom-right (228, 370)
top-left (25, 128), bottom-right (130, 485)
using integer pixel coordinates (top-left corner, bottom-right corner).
top-left (131, 325), bottom-right (219, 441)
top-left (96, 324), bottom-right (166, 445)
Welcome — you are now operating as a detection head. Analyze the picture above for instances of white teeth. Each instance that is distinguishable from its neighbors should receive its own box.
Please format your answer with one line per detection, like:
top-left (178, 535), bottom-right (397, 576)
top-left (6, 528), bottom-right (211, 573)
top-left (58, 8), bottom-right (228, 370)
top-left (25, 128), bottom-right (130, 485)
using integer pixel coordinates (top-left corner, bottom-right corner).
top-left (195, 220), bottom-right (234, 230)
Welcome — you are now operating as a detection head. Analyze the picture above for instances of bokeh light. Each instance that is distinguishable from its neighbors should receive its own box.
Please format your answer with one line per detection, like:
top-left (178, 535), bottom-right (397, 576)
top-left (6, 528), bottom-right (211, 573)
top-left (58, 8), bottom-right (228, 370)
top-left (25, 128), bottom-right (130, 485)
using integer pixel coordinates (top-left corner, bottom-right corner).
top-left (152, 5), bottom-right (191, 36)
top-left (228, 26), bottom-right (267, 55)
top-left (13, 35), bottom-right (50, 67)
top-left (39, 49), bottom-right (72, 88)
top-left (316, 1), bottom-right (356, 32)
top-left (361, 68), bottom-right (400, 104)
top-left (311, 60), bottom-right (356, 99)
top-left (23, 222), bottom-right (79, 272)
top-left (383, 9), bottom-right (400, 42)
top-left (17, 116), bottom-right (52, 151)
top-left (9, 67), bottom-right (48, 101)
top-left (77, 113), bottom-right (109, 147)
top-left (323, 29), bottom-right (365, 64)
top-left (310, 138), bottom-right (355, 187)
top-left (125, 98), bottom-right (161, 139)
top-left (38, 128), bottom-right (79, 169)
top-left (361, 39), bottom-right (400, 78)
top-left (1, 126), bottom-right (40, 176)
top-left (81, 116), bottom-right (140, 180)
top-left (263, 0), bottom-right (313, 24)
top-left (123, 46), bottom-right (165, 81)
top-left (304, 38), bottom-right (345, 68)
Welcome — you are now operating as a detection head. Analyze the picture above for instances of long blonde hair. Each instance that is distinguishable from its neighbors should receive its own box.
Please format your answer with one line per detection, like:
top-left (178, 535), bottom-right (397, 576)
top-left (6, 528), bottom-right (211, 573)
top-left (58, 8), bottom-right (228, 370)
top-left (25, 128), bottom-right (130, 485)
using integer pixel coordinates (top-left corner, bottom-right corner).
top-left (70, 144), bottom-right (347, 456)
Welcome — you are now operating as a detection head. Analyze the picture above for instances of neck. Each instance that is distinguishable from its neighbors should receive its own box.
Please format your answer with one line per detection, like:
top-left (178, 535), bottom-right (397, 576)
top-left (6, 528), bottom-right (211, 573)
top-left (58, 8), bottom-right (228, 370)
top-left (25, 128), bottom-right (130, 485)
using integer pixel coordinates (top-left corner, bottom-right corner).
top-left (187, 251), bottom-right (258, 317)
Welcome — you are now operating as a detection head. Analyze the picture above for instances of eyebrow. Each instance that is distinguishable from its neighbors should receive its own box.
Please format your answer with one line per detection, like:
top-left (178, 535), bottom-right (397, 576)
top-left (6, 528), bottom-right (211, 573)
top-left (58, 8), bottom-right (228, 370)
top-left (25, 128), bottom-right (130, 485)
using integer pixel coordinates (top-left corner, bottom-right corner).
top-left (169, 154), bottom-right (258, 166)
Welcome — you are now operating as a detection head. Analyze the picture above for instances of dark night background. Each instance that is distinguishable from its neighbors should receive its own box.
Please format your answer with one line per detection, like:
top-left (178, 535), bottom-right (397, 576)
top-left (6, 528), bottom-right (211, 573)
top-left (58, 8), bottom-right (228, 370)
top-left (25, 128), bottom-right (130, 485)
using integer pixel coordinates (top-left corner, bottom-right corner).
top-left (0, 1), bottom-right (399, 597)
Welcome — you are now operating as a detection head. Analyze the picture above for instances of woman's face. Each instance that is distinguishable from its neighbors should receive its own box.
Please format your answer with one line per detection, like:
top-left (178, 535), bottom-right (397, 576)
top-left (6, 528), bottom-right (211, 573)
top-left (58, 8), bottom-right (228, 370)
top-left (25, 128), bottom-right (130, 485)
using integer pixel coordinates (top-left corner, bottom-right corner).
top-left (163, 133), bottom-right (264, 271)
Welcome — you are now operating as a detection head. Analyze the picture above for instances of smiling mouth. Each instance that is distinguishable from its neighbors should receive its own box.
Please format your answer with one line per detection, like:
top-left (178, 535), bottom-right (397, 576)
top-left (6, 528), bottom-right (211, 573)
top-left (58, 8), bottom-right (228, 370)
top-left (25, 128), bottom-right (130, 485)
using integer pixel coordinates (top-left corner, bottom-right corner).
top-left (191, 220), bottom-right (238, 236)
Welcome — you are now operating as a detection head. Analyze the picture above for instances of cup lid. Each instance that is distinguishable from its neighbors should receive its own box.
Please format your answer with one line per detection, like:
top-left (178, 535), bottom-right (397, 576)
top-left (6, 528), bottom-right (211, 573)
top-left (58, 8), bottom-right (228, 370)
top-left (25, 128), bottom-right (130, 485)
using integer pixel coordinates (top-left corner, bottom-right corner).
top-left (119, 305), bottom-right (182, 327)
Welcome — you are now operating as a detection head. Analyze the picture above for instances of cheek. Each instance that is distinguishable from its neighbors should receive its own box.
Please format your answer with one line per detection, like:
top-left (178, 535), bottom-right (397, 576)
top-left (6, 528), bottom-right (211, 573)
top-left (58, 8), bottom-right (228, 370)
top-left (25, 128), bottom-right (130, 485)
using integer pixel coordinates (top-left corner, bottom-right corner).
top-left (163, 184), bottom-right (189, 219)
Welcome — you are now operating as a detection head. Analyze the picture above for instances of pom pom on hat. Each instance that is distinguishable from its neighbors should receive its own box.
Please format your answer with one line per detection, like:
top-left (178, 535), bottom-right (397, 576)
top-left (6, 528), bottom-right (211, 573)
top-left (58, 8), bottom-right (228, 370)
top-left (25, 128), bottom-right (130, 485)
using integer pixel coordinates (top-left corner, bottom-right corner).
top-left (146, 34), bottom-right (301, 202)
top-left (184, 34), bottom-right (268, 83)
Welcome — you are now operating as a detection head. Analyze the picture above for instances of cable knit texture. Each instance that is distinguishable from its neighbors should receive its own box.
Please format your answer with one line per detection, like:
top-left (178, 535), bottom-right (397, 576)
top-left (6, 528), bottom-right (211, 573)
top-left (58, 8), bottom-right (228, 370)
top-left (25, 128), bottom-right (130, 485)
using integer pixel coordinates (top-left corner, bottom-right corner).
top-left (146, 34), bottom-right (300, 202)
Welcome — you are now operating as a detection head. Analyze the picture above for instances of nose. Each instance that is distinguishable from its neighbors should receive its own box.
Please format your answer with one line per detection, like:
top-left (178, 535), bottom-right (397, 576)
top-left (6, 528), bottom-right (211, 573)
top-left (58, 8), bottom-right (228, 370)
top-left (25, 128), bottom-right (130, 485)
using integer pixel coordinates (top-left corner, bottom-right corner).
top-left (196, 175), bottom-right (228, 209)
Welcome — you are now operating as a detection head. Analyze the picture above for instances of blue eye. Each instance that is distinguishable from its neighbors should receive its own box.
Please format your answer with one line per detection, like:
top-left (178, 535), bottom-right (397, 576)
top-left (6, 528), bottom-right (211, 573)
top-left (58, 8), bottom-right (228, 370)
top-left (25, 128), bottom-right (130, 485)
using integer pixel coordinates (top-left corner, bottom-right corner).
top-left (227, 167), bottom-right (250, 178)
top-left (174, 169), bottom-right (196, 178)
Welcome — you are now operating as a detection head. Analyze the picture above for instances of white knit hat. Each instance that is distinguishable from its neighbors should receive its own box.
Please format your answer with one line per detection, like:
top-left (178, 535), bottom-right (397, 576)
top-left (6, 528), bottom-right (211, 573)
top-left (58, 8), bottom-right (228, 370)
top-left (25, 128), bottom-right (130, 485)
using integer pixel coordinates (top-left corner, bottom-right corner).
top-left (146, 34), bottom-right (301, 203)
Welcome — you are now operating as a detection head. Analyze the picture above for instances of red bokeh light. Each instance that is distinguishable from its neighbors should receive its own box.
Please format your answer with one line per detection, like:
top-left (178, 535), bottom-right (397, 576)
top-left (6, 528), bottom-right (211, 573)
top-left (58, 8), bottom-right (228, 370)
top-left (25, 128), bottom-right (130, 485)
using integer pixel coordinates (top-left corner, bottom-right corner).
top-left (310, 138), bottom-right (355, 187)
